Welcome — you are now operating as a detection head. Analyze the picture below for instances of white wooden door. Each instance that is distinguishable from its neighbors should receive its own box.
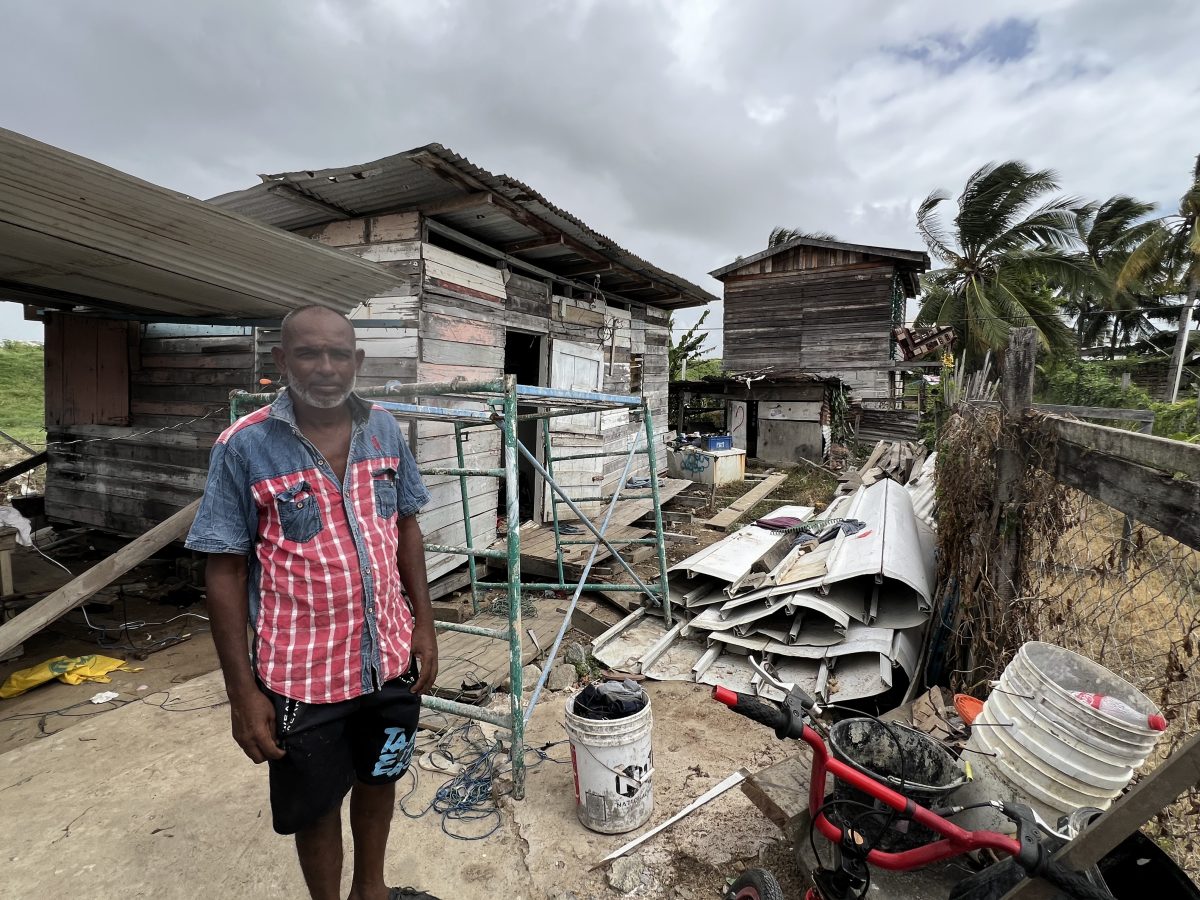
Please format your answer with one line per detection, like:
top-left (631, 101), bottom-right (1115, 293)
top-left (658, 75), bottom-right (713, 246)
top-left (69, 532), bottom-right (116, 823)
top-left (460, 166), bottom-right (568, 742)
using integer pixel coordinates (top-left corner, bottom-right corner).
top-left (546, 340), bottom-right (605, 520)
top-left (550, 340), bottom-right (604, 433)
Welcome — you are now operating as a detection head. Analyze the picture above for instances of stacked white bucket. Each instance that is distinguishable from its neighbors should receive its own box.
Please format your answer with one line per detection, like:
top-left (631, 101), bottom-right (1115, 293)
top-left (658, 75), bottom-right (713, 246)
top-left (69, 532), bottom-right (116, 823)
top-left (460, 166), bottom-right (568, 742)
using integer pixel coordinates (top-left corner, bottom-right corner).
top-left (957, 642), bottom-right (1164, 831)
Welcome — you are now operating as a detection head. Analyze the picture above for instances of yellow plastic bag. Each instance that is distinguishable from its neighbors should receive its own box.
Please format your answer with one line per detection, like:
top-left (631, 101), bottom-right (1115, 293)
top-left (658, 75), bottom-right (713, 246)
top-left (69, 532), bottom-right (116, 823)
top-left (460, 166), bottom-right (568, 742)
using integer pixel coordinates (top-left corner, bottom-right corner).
top-left (0, 654), bottom-right (141, 699)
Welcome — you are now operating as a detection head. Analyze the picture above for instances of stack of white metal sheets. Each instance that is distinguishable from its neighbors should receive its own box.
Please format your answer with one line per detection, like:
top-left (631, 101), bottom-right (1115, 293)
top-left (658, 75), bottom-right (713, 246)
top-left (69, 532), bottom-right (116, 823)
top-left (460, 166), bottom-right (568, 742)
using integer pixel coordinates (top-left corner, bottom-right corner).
top-left (592, 475), bottom-right (938, 703)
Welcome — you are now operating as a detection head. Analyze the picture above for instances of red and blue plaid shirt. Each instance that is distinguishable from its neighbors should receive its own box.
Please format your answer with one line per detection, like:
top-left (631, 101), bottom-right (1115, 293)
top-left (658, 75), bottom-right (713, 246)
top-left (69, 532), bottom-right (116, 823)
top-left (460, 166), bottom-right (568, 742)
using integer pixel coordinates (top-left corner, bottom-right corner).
top-left (186, 390), bottom-right (430, 703)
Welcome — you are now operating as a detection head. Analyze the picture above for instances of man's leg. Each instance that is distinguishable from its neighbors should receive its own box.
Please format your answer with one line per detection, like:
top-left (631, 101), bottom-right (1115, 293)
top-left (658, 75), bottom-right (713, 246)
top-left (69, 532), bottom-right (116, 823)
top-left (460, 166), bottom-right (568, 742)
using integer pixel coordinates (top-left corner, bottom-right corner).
top-left (348, 781), bottom-right (396, 900)
top-left (347, 670), bottom-right (421, 900)
top-left (295, 804), bottom-right (345, 900)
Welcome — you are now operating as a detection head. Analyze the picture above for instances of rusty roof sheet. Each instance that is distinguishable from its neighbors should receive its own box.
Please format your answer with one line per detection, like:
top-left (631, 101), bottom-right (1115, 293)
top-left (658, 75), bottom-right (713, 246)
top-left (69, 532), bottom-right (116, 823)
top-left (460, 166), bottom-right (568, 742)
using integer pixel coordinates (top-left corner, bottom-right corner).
top-left (209, 144), bottom-right (718, 310)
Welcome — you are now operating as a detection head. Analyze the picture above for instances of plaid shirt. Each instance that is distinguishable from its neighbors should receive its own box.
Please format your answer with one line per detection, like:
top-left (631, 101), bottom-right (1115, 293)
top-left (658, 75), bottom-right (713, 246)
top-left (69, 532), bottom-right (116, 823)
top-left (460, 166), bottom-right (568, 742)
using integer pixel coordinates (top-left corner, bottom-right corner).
top-left (185, 390), bottom-right (430, 703)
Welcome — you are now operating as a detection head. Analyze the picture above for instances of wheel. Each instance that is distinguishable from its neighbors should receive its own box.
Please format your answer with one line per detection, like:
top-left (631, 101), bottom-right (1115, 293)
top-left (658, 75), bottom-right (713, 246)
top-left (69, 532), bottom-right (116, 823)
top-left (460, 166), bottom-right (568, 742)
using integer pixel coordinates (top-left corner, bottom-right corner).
top-left (726, 868), bottom-right (784, 900)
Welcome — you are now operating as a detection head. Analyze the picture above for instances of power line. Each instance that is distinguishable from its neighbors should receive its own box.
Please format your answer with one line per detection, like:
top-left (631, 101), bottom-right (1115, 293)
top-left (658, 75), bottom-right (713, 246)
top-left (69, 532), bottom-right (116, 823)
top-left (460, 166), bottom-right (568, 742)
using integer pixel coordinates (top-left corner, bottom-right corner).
top-left (668, 302), bottom-right (1199, 333)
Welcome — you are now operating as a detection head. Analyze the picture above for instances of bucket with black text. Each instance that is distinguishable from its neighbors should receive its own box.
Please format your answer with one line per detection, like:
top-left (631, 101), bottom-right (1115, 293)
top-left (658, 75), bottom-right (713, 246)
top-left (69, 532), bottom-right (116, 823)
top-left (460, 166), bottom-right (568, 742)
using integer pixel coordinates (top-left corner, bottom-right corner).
top-left (564, 687), bottom-right (654, 834)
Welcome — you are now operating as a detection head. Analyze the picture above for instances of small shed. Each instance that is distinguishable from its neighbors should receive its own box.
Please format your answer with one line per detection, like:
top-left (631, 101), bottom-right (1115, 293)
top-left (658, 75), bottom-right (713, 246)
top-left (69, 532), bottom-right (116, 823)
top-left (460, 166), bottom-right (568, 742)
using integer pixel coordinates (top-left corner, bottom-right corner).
top-left (710, 236), bottom-right (930, 399)
top-left (671, 374), bottom-right (843, 466)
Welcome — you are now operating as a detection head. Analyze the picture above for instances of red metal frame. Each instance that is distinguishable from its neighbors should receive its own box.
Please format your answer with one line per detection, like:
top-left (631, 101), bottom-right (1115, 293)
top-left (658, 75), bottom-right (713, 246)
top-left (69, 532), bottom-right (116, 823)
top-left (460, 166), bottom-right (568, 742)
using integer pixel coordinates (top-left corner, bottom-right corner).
top-left (711, 687), bottom-right (1022, 871)
top-left (798, 723), bottom-right (1021, 868)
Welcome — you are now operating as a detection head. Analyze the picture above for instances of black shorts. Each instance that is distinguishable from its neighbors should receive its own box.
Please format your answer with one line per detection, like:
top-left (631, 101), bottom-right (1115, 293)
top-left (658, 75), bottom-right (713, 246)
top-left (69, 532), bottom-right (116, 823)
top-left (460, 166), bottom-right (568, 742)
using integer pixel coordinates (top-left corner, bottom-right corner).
top-left (262, 671), bottom-right (421, 835)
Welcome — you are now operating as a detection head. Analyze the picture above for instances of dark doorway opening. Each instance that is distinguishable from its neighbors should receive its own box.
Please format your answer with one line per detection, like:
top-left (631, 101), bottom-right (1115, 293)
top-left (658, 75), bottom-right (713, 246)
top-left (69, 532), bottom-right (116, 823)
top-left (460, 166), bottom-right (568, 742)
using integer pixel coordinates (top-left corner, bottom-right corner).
top-left (503, 332), bottom-right (544, 522)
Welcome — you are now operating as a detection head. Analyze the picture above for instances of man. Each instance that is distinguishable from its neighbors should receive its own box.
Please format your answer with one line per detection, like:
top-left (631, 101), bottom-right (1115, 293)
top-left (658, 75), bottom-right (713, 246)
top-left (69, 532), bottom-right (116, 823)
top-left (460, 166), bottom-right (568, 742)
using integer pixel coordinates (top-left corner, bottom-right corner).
top-left (186, 305), bottom-right (439, 900)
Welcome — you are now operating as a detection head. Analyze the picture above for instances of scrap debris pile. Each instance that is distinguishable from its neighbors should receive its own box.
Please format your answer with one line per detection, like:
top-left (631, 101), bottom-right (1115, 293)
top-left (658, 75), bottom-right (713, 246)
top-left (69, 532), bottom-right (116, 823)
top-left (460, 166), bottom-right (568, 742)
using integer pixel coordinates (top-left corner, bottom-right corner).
top-left (592, 443), bottom-right (939, 703)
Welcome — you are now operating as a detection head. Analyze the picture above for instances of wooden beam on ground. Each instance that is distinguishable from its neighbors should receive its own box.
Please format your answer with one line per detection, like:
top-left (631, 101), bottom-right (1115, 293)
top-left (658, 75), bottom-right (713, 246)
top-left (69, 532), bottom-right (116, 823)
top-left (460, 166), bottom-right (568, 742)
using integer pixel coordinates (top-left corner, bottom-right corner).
top-left (0, 450), bottom-right (47, 484)
top-left (1004, 733), bottom-right (1200, 899)
top-left (0, 499), bottom-right (199, 658)
top-left (1035, 413), bottom-right (1200, 481)
top-left (704, 472), bottom-right (789, 531)
top-left (741, 753), bottom-right (811, 832)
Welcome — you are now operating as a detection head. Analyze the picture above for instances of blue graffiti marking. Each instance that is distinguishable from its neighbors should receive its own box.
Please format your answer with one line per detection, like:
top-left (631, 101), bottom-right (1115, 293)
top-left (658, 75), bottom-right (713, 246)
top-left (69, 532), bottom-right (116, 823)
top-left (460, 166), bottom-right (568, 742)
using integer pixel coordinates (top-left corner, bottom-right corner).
top-left (372, 726), bottom-right (414, 778)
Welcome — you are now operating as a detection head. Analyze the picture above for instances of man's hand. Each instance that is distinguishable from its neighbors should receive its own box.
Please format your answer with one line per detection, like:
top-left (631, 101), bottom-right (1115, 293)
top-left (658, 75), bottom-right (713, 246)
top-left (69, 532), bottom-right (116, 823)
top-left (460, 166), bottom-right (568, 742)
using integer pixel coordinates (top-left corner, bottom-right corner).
top-left (229, 687), bottom-right (286, 764)
top-left (410, 621), bottom-right (439, 695)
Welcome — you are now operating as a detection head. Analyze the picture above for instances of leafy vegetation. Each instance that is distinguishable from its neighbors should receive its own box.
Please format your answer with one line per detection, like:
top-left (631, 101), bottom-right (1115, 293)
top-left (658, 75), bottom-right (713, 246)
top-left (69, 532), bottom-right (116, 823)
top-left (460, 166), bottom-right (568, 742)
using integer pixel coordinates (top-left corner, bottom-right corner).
top-left (0, 341), bottom-right (45, 447)
top-left (1118, 155), bottom-right (1200, 402)
top-left (1151, 397), bottom-right (1200, 442)
top-left (1037, 360), bottom-right (1153, 410)
top-left (767, 226), bottom-right (839, 246)
top-left (668, 309), bottom-right (711, 381)
top-left (914, 156), bottom-right (1199, 391)
top-left (915, 160), bottom-right (1080, 364)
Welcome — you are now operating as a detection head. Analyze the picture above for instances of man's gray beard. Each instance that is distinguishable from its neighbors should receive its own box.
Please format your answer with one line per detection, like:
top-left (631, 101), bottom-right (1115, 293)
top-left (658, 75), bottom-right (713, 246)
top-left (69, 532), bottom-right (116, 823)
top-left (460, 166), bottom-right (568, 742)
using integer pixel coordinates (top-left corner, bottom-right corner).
top-left (288, 376), bottom-right (356, 409)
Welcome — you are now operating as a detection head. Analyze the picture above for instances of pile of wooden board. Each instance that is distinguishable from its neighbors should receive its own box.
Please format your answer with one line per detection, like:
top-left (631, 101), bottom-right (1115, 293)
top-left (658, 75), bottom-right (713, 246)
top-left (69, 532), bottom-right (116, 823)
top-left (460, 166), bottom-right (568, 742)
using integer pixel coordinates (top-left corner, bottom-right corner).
top-left (836, 440), bottom-right (927, 496)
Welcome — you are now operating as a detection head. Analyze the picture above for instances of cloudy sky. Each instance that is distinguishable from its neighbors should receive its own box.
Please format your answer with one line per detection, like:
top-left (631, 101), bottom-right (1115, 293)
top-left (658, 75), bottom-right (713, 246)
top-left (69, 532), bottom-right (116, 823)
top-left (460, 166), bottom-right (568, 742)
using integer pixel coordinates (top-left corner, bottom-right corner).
top-left (2, 0), bottom-right (1197, 353)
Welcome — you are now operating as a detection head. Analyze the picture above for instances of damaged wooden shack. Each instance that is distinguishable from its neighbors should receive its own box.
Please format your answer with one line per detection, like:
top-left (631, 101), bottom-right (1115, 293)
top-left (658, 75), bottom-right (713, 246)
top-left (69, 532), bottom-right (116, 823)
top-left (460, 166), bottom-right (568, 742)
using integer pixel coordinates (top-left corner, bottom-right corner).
top-left (709, 235), bottom-right (931, 402)
top-left (31, 140), bottom-right (718, 593)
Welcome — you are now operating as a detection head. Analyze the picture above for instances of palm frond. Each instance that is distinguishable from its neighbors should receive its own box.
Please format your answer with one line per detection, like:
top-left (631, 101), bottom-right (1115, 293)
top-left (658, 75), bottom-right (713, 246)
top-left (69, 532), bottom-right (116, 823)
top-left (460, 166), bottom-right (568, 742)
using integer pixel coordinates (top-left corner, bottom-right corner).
top-left (915, 191), bottom-right (960, 265)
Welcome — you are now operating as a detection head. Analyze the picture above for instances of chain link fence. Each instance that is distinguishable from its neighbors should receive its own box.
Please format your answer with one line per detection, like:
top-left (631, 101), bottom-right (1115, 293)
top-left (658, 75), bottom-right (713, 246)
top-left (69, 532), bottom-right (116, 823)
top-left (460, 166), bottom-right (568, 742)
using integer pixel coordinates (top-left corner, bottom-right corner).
top-left (934, 404), bottom-right (1200, 874)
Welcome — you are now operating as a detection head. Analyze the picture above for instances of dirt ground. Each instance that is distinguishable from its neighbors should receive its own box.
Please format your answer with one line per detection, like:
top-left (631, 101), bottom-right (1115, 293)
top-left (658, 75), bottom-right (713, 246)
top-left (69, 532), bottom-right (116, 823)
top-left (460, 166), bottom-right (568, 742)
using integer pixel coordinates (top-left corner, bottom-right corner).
top-left (0, 663), bottom-right (805, 899)
top-left (0, 561), bottom-right (811, 898)
top-left (0, 472), bottom-right (836, 897)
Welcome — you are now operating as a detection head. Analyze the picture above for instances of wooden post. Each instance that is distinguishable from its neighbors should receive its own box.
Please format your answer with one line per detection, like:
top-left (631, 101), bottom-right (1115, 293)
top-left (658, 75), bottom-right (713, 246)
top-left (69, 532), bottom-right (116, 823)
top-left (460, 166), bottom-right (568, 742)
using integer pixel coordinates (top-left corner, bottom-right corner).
top-left (1003, 733), bottom-right (1200, 899)
top-left (994, 328), bottom-right (1037, 620)
top-left (1118, 417), bottom-right (1155, 572)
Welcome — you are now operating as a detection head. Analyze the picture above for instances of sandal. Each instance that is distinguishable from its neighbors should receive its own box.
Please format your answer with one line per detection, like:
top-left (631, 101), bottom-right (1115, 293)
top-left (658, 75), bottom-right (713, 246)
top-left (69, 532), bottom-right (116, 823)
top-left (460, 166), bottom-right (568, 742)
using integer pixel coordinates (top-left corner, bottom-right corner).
top-left (389, 889), bottom-right (442, 900)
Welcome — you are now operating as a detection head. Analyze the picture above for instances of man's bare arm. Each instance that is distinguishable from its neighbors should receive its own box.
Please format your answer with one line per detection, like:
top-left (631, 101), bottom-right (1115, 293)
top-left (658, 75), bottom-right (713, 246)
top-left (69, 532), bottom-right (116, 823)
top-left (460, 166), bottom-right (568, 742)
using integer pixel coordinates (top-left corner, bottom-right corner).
top-left (395, 515), bottom-right (438, 694)
top-left (206, 553), bottom-right (284, 763)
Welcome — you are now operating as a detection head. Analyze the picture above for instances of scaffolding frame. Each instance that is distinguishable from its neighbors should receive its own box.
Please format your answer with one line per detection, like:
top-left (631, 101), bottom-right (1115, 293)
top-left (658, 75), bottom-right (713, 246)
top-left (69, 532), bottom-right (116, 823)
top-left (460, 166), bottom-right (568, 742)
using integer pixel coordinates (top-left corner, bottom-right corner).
top-left (229, 375), bottom-right (671, 798)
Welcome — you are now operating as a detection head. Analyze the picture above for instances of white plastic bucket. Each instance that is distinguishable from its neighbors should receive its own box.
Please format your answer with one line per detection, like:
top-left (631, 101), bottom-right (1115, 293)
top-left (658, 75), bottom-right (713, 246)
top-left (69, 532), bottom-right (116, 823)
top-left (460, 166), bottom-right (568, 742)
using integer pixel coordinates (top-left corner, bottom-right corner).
top-left (956, 642), bottom-right (1163, 831)
top-left (564, 690), bottom-right (654, 834)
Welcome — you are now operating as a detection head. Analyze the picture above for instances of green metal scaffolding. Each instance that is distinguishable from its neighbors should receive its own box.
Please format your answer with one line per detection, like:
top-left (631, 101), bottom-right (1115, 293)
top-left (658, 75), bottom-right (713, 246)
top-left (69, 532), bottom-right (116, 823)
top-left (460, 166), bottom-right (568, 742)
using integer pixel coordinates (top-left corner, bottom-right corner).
top-left (229, 375), bottom-right (672, 799)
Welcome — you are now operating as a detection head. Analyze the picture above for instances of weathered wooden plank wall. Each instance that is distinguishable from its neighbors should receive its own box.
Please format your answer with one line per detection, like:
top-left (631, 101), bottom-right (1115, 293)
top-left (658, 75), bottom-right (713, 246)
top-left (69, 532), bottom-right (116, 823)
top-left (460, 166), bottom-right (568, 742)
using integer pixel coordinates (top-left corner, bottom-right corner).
top-left (45, 322), bottom-right (254, 535)
top-left (722, 249), bottom-right (899, 398)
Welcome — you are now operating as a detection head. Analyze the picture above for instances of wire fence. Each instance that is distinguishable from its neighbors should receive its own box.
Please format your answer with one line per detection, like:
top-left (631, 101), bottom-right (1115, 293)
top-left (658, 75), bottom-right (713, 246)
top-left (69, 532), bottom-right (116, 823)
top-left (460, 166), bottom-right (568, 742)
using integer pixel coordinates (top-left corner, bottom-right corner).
top-left (1022, 490), bottom-right (1200, 871)
top-left (935, 403), bottom-right (1200, 874)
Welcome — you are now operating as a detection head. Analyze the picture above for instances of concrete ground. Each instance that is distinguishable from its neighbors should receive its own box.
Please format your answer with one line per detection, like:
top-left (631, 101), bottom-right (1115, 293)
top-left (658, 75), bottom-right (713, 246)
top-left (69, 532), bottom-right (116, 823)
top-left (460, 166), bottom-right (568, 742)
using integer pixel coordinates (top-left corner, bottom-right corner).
top-left (0, 669), bottom-right (800, 899)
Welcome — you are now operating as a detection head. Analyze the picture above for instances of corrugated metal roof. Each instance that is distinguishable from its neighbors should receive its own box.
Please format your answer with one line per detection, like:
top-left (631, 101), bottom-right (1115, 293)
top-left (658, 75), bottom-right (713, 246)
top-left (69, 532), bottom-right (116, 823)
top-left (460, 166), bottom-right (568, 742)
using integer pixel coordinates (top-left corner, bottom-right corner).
top-left (709, 235), bottom-right (931, 280)
top-left (0, 129), bottom-right (401, 319)
top-left (209, 144), bottom-right (718, 310)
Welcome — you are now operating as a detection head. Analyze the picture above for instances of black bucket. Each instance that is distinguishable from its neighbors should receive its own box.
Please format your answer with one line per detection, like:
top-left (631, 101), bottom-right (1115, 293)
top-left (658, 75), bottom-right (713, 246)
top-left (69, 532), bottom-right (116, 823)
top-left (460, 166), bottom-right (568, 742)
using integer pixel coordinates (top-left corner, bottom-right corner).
top-left (827, 717), bottom-right (969, 851)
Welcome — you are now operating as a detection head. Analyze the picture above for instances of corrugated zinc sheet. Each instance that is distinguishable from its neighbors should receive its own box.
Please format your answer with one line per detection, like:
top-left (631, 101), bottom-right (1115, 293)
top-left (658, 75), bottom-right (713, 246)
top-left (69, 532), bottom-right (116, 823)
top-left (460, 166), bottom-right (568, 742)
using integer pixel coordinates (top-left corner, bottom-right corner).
top-left (208, 143), bottom-right (717, 310)
top-left (0, 128), bottom-right (401, 318)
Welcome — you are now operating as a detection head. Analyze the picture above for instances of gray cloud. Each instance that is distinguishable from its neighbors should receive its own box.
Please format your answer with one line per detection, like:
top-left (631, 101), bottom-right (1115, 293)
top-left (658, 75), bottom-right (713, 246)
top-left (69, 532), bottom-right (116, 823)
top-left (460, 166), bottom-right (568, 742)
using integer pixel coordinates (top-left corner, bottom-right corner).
top-left (1, 0), bottom-right (1197, 354)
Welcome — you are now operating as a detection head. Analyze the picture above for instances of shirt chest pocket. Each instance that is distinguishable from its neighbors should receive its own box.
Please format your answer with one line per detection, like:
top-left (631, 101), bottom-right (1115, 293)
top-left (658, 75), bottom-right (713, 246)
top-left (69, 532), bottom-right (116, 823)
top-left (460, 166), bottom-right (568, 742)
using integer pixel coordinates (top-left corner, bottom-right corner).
top-left (372, 467), bottom-right (398, 519)
top-left (275, 481), bottom-right (322, 543)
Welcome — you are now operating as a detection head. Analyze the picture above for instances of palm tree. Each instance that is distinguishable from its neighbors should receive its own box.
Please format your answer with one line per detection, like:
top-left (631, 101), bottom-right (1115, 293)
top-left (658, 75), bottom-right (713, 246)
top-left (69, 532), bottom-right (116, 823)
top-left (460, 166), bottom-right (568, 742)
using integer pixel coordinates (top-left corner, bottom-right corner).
top-left (767, 226), bottom-right (839, 247)
top-left (1119, 154), bottom-right (1200, 401)
top-left (914, 161), bottom-right (1081, 366)
top-left (1061, 195), bottom-right (1158, 350)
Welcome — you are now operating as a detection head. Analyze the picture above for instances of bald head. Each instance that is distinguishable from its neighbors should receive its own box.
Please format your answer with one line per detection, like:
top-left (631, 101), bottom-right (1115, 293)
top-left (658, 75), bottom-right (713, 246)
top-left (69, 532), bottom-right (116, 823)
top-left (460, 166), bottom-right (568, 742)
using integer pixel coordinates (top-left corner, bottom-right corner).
top-left (280, 305), bottom-right (356, 350)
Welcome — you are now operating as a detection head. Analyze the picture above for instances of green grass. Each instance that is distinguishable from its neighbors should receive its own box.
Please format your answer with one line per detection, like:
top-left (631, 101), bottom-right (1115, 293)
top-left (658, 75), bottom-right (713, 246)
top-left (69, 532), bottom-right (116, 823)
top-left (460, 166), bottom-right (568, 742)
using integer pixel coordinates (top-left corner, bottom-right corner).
top-left (711, 462), bottom-right (840, 528)
top-left (0, 341), bottom-right (45, 448)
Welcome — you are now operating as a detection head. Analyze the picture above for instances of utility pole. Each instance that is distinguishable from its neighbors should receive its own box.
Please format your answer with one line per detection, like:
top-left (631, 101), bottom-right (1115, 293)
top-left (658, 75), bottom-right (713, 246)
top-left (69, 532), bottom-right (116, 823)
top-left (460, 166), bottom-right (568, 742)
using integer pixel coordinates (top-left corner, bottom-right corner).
top-left (1167, 273), bottom-right (1197, 403)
